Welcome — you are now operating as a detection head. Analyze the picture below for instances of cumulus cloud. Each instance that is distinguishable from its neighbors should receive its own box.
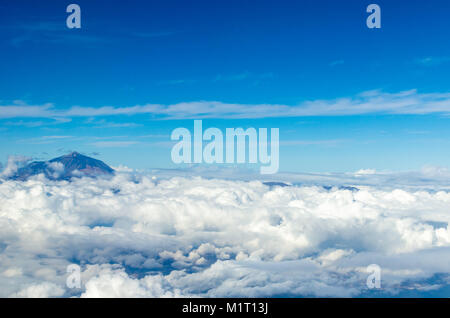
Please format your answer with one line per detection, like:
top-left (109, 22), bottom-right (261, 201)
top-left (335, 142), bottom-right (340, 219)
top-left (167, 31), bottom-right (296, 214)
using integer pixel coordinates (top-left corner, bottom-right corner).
top-left (45, 162), bottom-right (65, 179)
top-left (0, 155), bottom-right (31, 178)
top-left (11, 282), bottom-right (65, 298)
top-left (0, 171), bottom-right (449, 297)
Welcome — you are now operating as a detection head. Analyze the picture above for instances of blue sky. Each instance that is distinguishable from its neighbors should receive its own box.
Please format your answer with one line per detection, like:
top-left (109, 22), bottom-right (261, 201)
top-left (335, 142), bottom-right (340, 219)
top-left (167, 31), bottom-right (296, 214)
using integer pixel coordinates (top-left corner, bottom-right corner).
top-left (1, 0), bottom-right (450, 173)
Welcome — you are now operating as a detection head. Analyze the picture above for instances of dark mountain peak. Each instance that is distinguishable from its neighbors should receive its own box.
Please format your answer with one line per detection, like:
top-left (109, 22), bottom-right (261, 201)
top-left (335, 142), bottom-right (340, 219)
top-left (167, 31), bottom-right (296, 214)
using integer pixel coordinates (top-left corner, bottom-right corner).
top-left (9, 152), bottom-right (114, 181)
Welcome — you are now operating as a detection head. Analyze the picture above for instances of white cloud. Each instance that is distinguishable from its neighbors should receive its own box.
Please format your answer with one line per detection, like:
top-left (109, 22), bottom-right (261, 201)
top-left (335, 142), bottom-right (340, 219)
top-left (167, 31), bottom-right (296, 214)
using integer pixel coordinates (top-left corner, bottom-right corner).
top-left (414, 56), bottom-right (450, 66)
top-left (46, 162), bottom-right (65, 179)
top-left (11, 282), bottom-right (65, 298)
top-left (0, 102), bottom-right (54, 118)
top-left (89, 141), bottom-right (139, 148)
top-left (2, 267), bottom-right (22, 277)
top-left (81, 265), bottom-right (181, 298)
top-left (2, 89), bottom-right (450, 119)
top-left (355, 169), bottom-right (377, 176)
top-left (0, 155), bottom-right (31, 178)
top-left (0, 171), bottom-right (449, 297)
top-left (329, 60), bottom-right (344, 67)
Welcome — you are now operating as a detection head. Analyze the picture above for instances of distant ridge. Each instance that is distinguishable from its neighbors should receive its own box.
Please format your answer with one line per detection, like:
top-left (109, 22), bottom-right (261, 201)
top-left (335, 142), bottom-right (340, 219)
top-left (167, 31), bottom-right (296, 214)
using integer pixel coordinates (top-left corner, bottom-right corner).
top-left (10, 152), bottom-right (114, 181)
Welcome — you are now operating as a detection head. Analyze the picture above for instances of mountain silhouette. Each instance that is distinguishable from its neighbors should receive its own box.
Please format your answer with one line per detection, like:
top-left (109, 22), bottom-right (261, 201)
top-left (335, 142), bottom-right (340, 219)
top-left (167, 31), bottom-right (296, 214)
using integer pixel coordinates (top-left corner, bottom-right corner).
top-left (10, 152), bottom-right (114, 181)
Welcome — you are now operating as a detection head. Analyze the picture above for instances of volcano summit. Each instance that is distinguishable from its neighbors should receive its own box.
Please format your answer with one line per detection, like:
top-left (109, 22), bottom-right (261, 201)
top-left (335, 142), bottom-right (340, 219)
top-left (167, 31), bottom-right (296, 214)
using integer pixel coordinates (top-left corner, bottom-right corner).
top-left (8, 152), bottom-right (114, 181)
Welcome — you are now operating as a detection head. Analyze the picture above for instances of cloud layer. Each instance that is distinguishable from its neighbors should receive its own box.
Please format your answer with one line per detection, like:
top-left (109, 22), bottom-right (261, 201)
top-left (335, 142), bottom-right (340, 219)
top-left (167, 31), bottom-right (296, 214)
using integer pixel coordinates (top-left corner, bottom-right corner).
top-left (0, 170), bottom-right (449, 297)
top-left (2, 89), bottom-right (450, 120)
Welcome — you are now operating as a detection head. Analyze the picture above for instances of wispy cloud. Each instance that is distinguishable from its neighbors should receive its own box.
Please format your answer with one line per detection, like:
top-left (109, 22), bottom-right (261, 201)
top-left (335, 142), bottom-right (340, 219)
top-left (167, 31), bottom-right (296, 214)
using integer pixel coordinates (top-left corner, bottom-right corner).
top-left (156, 72), bottom-right (273, 87)
top-left (213, 71), bottom-right (251, 82)
top-left (280, 139), bottom-right (347, 146)
top-left (4, 120), bottom-right (45, 128)
top-left (89, 141), bottom-right (139, 148)
top-left (84, 118), bottom-right (142, 129)
top-left (17, 135), bottom-right (74, 145)
top-left (157, 79), bottom-right (197, 85)
top-left (213, 71), bottom-right (273, 83)
top-left (5, 21), bottom-right (179, 47)
top-left (2, 89), bottom-right (450, 119)
top-left (41, 135), bottom-right (73, 140)
top-left (6, 21), bottom-right (107, 46)
top-left (414, 56), bottom-right (450, 66)
top-left (4, 117), bottom-right (71, 127)
top-left (329, 60), bottom-right (344, 67)
top-left (0, 101), bottom-right (55, 118)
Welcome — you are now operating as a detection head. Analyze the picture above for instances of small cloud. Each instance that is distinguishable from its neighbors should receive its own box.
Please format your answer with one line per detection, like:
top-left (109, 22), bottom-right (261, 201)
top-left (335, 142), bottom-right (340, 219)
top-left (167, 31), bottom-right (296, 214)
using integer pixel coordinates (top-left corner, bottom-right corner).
top-left (354, 169), bottom-right (377, 176)
top-left (3, 118), bottom-right (71, 127)
top-left (213, 71), bottom-right (274, 86)
top-left (41, 135), bottom-right (73, 140)
top-left (414, 56), bottom-right (450, 66)
top-left (18, 135), bottom-right (74, 145)
top-left (329, 60), bottom-right (344, 67)
top-left (4, 120), bottom-right (45, 128)
top-left (421, 165), bottom-right (450, 177)
top-left (157, 79), bottom-right (197, 85)
top-left (84, 119), bottom-right (142, 128)
top-left (46, 161), bottom-right (65, 179)
top-left (89, 141), bottom-right (139, 148)
top-left (0, 155), bottom-right (31, 178)
top-left (213, 71), bottom-right (251, 82)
